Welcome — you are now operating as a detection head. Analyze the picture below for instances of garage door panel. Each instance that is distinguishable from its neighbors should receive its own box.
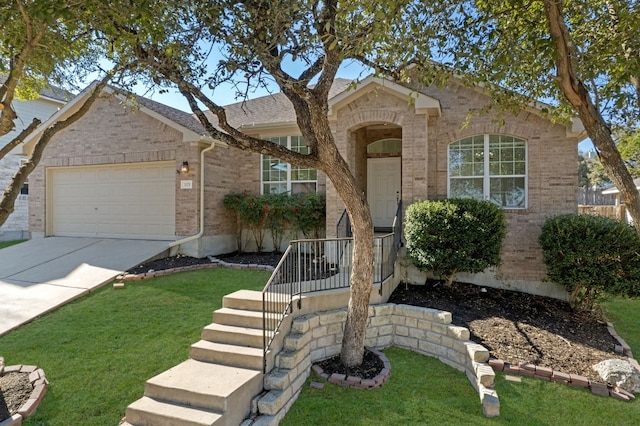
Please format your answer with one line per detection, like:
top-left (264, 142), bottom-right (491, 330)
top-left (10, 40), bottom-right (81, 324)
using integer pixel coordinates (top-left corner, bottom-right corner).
top-left (50, 163), bottom-right (176, 239)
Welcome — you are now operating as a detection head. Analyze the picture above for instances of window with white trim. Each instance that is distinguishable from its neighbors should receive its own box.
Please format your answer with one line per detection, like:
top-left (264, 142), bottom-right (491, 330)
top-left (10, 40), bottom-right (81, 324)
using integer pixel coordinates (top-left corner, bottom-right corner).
top-left (262, 136), bottom-right (317, 194)
top-left (448, 134), bottom-right (527, 208)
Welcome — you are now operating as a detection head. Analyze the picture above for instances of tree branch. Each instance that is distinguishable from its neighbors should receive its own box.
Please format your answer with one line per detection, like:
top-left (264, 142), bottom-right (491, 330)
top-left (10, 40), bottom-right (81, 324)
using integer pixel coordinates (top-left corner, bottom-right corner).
top-left (0, 118), bottom-right (41, 161)
top-left (0, 72), bottom-right (113, 226)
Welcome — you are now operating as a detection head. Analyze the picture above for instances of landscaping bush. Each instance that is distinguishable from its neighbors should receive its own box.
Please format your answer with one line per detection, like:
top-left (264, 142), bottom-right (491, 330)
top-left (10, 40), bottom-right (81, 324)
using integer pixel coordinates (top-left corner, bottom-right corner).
top-left (539, 214), bottom-right (640, 308)
top-left (404, 198), bottom-right (506, 286)
top-left (287, 193), bottom-right (326, 239)
top-left (224, 192), bottom-right (326, 253)
top-left (264, 193), bottom-right (290, 253)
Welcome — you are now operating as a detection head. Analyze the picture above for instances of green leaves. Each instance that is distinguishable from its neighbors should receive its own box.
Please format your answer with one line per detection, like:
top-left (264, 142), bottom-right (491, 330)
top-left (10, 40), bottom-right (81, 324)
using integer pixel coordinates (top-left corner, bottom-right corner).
top-left (539, 214), bottom-right (640, 308)
top-left (404, 198), bottom-right (506, 285)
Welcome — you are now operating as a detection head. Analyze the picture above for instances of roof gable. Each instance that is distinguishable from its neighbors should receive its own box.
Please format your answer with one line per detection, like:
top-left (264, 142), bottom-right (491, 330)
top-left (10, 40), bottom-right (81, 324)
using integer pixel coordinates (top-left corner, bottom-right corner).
top-left (328, 76), bottom-right (441, 119)
top-left (21, 83), bottom-right (217, 156)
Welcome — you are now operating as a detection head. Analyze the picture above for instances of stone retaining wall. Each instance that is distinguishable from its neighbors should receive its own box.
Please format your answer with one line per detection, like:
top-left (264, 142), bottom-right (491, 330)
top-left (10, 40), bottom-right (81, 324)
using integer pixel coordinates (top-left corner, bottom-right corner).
top-left (249, 303), bottom-right (498, 425)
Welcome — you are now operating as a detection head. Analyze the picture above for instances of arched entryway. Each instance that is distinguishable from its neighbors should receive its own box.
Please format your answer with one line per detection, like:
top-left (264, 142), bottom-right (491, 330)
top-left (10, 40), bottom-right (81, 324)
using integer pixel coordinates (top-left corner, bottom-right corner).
top-left (351, 123), bottom-right (402, 231)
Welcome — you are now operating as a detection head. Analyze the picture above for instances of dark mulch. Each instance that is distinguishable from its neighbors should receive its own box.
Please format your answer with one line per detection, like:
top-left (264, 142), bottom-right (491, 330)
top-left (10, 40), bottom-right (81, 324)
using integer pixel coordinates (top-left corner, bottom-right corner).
top-left (316, 348), bottom-right (384, 380)
top-left (127, 252), bottom-right (283, 275)
top-left (388, 280), bottom-right (626, 383)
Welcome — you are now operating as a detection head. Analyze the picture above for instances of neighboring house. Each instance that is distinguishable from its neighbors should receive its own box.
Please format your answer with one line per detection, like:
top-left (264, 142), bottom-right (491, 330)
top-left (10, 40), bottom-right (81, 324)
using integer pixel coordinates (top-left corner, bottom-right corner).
top-left (25, 75), bottom-right (586, 297)
top-left (601, 177), bottom-right (640, 224)
top-left (0, 86), bottom-right (68, 241)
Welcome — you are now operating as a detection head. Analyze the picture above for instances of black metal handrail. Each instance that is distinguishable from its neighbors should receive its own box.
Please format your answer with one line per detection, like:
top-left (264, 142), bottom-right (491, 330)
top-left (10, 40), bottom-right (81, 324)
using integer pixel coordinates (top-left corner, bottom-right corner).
top-left (336, 209), bottom-right (352, 238)
top-left (262, 202), bottom-right (403, 373)
top-left (262, 238), bottom-right (351, 372)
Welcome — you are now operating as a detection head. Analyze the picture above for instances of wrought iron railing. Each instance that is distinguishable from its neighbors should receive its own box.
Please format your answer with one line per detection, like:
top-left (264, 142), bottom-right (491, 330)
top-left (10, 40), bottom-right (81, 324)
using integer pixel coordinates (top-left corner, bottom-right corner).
top-left (262, 238), bottom-right (351, 372)
top-left (262, 201), bottom-right (403, 372)
top-left (336, 209), bottom-right (352, 238)
top-left (375, 201), bottom-right (403, 295)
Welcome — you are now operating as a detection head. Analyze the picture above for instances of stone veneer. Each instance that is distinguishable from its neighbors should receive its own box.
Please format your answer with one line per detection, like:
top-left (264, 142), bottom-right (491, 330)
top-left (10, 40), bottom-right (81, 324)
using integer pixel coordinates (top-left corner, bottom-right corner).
top-left (247, 303), bottom-right (498, 425)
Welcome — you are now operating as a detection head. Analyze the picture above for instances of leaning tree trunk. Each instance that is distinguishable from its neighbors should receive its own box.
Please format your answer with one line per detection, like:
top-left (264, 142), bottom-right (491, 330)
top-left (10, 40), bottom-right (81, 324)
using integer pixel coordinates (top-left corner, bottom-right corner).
top-left (0, 76), bottom-right (110, 227)
top-left (545, 0), bottom-right (640, 235)
top-left (317, 135), bottom-right (375, 367)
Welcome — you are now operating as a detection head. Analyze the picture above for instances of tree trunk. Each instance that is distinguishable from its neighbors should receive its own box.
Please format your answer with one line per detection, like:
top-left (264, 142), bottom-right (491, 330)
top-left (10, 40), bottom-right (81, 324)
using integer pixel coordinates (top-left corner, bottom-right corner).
top-left (544, 0), bottom-right (640, 235)
top-left (329, 162), bottom-right (374, 367)
top-left (0, 77), bottom-right (110, 227)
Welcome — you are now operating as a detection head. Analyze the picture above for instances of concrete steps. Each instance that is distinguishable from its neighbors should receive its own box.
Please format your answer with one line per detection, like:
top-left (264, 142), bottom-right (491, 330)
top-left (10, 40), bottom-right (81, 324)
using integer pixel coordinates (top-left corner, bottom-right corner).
top-left (125, 289), bottom-right (279, 426)
top-left (190, 340), bottom-right (264, 370)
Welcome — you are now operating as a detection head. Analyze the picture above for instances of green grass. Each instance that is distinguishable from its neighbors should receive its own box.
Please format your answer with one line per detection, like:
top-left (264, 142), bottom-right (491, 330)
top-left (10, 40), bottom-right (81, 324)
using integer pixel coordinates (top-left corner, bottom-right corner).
top-left (2, 268), bottom-right (639, 425)
top-left (284, 297), bottom-right (640, 426)
top-left (0, 239), bottom-right (26, 249)
top-left (283, 346), bottom-right (640, 426)
top-left (0, 268), bottom-right (270, 426)
top-left (603, 297), bottom-right (640, 355)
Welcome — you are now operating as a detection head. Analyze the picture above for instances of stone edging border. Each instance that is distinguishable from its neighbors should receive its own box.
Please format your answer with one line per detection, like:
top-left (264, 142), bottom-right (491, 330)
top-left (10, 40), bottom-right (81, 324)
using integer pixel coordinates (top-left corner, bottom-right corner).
top-left (488, 321), bottom-right (639, 402)
top-left (0, 358), bottom-right (49, 426)
top-left (310, 347), bottom-right (392, 389)
top-left (116, 257), bottom-right (275, 282)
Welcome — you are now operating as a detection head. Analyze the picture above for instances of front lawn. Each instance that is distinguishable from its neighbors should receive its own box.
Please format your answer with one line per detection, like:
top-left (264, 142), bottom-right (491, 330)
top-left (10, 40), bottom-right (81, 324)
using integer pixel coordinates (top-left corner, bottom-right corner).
top-left (283, 297), bottom-right (640, 425)
top-left (0, 268), bottom-right (270, 426)
top-left (284, 345), bottom-right (639, 425)
top-left (1, 266), bottom-right (638, 425)
top-left (0, 239), bottom-right (26, 249)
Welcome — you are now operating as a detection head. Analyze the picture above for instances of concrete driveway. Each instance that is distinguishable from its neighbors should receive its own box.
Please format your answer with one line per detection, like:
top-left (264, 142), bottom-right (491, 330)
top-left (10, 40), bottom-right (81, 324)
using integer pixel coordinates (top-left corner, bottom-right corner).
top-left (0, 237), bottom-right (170, 336)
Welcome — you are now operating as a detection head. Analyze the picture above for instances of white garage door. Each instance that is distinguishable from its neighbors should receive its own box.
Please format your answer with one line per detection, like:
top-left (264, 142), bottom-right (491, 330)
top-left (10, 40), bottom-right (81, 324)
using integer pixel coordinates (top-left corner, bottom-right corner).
top-left (49, 162), bottom-right (176, 239)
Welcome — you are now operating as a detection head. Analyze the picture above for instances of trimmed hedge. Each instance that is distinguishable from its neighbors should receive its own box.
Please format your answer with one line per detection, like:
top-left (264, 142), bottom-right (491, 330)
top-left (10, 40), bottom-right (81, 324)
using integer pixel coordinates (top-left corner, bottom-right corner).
top-left (539, 214), bottom-right (640, 308)
top-left (404, 198), bottom-right (506, 285)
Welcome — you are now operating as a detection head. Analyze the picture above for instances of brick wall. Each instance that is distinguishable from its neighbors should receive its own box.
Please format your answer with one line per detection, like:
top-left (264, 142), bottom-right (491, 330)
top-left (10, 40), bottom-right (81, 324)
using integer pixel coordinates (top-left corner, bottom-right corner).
top-left (326, 79), bottom-right (579, 291)
top-left (29, 94), bottom-right (199, 236)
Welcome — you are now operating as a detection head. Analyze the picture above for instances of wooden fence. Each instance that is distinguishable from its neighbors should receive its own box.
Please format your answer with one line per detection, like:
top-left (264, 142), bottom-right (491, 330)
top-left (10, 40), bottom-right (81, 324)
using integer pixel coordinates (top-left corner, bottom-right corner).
top-left (577, 187), bottom-right (617, 206)
top-left (578, 204), bottom-right (626, 221)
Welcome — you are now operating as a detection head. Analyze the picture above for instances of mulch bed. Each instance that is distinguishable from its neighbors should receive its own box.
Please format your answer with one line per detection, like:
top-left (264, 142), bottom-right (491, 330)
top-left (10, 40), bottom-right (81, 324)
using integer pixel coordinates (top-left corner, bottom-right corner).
top-left (387, 280), bottom-right (626, 383)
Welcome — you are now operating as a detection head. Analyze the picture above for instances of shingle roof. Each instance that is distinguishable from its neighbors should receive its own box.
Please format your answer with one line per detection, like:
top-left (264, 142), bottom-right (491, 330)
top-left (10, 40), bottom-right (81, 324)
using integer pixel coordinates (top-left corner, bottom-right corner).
top-left (39, 86), bottom-right (73, 102)
top-left (221, 78), bottom-right (353, 128)
top-left (132, 92), bottom-right (208, 135)
top-left (0, 75), bottom-right (72, 103)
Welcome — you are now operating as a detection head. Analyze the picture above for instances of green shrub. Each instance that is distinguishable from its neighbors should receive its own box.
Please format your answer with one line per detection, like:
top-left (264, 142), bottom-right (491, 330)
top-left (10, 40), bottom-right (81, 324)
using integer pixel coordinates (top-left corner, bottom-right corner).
top-left (264, 193), bottom-right (290, 253)
top-left (224, 192), bottom-right (326, 253)
top-left (539, 214), bottom-right (640, 308)
top-left (223, 193), bottom-right (249, 252)
top-left (287, 193), bottom-right (326, 239)
top-left (404, 198), bottom-right (506, 285)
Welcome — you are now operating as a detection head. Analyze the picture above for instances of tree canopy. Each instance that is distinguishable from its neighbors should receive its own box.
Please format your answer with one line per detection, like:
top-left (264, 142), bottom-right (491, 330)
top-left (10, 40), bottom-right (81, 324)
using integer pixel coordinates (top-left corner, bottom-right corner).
top-left (3, 0), bottom-right (640, 367)
top-left (418, 0), bottom-right (640, 231)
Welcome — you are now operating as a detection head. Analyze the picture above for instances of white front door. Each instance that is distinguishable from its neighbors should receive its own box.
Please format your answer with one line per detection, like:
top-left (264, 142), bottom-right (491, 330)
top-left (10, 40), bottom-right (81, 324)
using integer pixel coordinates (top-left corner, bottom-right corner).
top-left (367, 157), bottom-right (401, 228)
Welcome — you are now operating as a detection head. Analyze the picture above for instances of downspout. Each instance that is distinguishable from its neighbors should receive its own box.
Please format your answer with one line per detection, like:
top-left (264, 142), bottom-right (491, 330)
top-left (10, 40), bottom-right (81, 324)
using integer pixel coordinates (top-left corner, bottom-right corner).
top-left (168, 140), bottom-right (216, 255)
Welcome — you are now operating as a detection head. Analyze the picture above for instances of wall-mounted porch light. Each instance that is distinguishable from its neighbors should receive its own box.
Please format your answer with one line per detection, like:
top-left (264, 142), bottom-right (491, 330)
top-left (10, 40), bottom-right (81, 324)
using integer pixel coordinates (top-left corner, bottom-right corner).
top-left (178, 161), bottom-right (189, 174)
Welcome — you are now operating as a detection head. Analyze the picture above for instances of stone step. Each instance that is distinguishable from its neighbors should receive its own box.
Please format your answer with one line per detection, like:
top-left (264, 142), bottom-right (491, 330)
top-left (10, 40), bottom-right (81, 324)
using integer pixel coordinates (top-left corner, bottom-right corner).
top-left (190, 340), bottom-right (264, 370)
top-left (222, 290), bottom-right (263, 312)
top-left (201, 323), bottom-right (269, 348)
top-left (214, 307), bottom-right (279, 329)
top-left (126, 396), bottom-right (223, 426)
top-left (144, 359), bottom-right (263, 414)
top-left (224, 289), bottom-right (290, 313)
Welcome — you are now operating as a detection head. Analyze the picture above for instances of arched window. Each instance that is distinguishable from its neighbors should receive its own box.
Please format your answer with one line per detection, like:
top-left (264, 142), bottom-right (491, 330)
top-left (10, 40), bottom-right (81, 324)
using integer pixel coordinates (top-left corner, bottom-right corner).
top-left (448, 134), bottom-right (527, 208)
top-left (367, 138), bottom-right (402, 155)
